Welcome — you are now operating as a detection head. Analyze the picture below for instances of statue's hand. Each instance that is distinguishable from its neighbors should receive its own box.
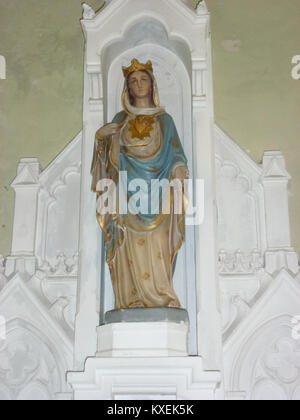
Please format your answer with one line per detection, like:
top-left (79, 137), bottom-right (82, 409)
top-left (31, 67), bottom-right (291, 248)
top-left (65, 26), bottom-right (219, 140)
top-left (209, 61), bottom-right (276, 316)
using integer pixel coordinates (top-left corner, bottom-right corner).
top-left (96, 123), bottom-right (122, 139)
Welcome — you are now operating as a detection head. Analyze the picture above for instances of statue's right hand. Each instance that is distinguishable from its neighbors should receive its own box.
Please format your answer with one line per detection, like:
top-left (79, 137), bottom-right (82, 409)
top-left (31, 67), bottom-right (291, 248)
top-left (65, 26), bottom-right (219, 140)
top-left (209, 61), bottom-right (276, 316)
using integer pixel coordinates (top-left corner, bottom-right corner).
top-left (96, 123), bottom-right (122, 139)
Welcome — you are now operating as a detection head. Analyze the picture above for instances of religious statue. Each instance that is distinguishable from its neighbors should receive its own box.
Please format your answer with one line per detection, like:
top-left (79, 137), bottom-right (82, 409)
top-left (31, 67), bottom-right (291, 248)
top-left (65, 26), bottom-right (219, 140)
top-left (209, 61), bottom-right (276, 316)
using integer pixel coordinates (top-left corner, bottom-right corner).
top-left (91, 59), bottom-right (189, 310)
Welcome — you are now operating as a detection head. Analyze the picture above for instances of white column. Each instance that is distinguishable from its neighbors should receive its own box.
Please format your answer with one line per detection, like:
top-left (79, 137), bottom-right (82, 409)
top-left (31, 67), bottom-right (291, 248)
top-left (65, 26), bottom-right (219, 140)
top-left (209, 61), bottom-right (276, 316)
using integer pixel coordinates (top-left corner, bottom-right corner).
top-left (262, 151), bottom-right (298, 274)
top-left (262, 151), bottom-right (292, 248)
top-left (5, 159), bottom-right (41, 277)
top-left (192, 35), bottom-right (223, 371)
top-left (73, 58), bottom-right (105, 370)
top-left (11, 158), bottom-right (41, 256)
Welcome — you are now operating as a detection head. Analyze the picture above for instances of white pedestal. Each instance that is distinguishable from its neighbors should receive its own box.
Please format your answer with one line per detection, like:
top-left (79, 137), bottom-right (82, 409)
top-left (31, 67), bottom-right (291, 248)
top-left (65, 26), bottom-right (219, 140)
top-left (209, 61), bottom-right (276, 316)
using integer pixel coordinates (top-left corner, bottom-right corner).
top-left (96, 321), bottom-right (189, 357)
top-left (68, 319), bottom-right (222, 400)
top-left (67, 356), bottom-right (222, 400)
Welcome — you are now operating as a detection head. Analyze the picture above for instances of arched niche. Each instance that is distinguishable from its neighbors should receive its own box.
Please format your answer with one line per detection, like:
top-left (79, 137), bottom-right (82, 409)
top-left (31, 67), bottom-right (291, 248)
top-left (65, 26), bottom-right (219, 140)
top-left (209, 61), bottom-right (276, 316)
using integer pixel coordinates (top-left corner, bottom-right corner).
top-left (231, 315), bottom-right (300, 400)
top-left (99, 17), bottom-right (198, 355)
top-left (0, 319), bottom-right (68, 400)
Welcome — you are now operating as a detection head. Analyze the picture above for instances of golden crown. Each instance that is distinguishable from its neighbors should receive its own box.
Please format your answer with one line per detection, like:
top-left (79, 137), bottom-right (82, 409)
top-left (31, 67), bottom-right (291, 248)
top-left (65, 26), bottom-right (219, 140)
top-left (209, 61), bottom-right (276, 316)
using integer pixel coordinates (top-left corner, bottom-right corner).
top-left (122, 59), bottom-right (153, 78)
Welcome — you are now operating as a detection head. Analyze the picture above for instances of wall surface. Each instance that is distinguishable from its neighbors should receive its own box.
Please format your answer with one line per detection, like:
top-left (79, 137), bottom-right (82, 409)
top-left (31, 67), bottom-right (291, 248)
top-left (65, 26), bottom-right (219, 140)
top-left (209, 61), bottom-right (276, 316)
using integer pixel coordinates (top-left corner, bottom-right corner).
top-left (0, 0), bottom-right (299, 256)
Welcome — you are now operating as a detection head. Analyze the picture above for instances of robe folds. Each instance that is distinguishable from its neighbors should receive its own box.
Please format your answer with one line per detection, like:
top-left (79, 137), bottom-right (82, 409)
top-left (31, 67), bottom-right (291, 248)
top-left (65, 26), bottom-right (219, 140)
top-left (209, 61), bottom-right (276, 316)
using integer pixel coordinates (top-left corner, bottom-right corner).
top-left (91, 110), bottom-right (189, 309)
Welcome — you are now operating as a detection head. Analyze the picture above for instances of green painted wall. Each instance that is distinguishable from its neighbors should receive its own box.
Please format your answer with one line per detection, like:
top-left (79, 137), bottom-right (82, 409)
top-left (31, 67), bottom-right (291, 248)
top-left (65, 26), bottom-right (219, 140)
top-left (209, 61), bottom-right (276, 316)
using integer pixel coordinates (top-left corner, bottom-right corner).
top-left (0, 0), bottom-right (299, 257)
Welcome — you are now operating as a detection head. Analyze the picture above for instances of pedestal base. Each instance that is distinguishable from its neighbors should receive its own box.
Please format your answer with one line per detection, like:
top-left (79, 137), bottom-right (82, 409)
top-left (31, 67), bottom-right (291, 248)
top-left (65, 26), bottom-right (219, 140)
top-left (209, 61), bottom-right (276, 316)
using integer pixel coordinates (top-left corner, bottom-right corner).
top-left (67, 356), bottom-right (222, 400)
top-left (97, 308), bottom-right (190, 357)
top-left (97, 321), bottom-right (189, 357)
top-left (104, 307), bottom-right (189, 324)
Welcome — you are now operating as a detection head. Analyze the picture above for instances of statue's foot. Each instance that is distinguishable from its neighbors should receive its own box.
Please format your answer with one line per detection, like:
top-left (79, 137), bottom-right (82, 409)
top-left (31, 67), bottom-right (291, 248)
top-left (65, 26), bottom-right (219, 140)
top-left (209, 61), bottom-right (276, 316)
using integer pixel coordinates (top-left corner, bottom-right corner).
top-left (168, 300), bottom-right (181, 308)
top-left (129, 301), bottom-right (145, 309)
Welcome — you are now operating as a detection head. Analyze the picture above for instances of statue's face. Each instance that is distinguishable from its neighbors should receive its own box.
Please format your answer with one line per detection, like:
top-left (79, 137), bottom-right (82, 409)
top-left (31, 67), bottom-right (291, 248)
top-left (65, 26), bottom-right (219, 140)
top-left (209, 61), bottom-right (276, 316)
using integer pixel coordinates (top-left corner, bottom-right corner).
top-left (128, 71), bottom-right (152, 101)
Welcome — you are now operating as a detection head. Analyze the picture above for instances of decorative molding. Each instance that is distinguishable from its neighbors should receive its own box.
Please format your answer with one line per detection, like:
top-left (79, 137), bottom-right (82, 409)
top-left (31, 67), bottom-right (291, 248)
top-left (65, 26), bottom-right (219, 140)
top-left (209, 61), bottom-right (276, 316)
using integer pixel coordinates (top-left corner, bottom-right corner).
top-left (261, 151), bottom-right (291, 181)
top-left (0, 319), bottom-right (64, 400)
top-left (219, 250), bottom-right (264, 275)
top-left (49, 297), bottom-right (73, 335)
top-left (214, 125), bottom-right (262, 177)
top-left (195, 0), bottom-right (208, 16)
top-left (0, 255), bottom-right (7, 291)
top-left (265, 250), bottom-right (299, 276)
top-left (39, 253), bottom-right (79, 277)
top-left (68, 357), bottom-right (222, 400)
top-left (192, 60), bottom-right (207, 97)
top-left (11, 158), bottom-right (41, 188)
top-left (47, 163), bottom-right (81, 200)
top-left (5, 256), bottom-right (37, 278)
top-left (225, 271), bottom-right (300, 351)
top-left (264, 337), bottom-right (300, 384)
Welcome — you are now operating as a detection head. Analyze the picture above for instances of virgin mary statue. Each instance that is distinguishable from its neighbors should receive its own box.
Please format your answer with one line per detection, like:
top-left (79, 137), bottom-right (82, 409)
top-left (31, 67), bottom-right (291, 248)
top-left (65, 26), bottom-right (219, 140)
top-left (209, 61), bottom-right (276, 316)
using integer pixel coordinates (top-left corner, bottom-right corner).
top-left (91, 59), bottom-right (189, 310)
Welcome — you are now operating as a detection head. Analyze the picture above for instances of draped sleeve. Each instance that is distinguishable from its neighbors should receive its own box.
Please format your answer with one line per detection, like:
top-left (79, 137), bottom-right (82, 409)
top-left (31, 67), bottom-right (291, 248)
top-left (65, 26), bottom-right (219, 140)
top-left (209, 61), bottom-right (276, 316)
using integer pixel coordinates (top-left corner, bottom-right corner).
top-left (90, 111), bottom-right (127, 192)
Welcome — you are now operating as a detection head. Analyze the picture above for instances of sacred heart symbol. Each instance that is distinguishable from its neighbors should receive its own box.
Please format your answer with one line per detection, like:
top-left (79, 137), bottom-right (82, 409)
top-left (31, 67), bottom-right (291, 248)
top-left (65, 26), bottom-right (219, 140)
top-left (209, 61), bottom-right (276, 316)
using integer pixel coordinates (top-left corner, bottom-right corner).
top-left (128, 115), bottom-right (155, 140)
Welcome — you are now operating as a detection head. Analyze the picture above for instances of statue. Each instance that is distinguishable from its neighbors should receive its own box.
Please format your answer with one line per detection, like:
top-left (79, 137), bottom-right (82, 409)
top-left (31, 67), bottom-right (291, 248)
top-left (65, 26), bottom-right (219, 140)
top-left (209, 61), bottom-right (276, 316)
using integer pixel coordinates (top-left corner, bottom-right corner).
top-left (91, 59), bottom-right (189, 310)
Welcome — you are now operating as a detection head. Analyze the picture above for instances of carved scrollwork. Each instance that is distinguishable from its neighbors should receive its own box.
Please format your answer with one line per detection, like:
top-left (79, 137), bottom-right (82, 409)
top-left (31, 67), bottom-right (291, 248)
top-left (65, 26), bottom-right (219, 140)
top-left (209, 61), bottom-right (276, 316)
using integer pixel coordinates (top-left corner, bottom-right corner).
top-left (0, 322), bottom-right (62, 400)
top-left (39, 253), bottom-right (79, 277)
top-left (219, 250), bottom-right (264, 274)
top-left (264, 337), bottom-right (300, 384)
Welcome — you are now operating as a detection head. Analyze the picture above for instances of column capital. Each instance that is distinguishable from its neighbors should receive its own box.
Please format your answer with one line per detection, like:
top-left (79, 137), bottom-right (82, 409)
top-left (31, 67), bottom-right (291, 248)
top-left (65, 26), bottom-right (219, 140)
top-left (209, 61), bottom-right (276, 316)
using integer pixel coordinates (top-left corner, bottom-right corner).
top-left (11, 158), bottom-right (42, 189)
top-left (261, 151), bottom-right (291, 182)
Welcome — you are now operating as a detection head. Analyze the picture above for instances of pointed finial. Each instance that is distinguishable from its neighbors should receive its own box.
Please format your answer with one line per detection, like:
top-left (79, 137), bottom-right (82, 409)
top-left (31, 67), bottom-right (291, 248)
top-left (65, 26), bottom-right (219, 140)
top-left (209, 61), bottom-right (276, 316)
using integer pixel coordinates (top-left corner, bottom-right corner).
top-left (82, 3), bottom-right (96, 20)
top-left (195, 0), bottom-right (208, 15)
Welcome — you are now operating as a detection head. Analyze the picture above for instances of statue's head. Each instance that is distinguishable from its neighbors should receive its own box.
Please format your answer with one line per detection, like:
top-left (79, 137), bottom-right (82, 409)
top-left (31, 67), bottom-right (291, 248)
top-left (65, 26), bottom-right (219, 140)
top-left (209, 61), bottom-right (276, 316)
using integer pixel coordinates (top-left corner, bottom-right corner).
top-left (122, 59), bottom-right (158, 107)
top-left (127, 70), bottom-right (153, 106)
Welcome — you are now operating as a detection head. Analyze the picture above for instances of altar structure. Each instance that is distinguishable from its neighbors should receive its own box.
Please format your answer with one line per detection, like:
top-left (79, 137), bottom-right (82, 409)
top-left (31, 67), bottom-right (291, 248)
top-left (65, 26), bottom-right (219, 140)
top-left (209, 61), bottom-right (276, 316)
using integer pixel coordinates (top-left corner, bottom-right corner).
top-left (0, 0), bottom-right (300, 400)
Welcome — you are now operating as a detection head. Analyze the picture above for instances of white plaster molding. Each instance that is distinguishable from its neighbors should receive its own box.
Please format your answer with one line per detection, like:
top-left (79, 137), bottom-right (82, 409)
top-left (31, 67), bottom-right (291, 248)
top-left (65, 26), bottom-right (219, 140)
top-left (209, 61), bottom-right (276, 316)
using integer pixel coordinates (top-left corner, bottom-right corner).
top-left (220, 271), bottom-right (263, 340)
top-left (192, 59), bottom-right (207, 98)
top-left (39, 132), bottom-right (82, 187)
top-left (82, 3), bottom-right (96, 20)
top-left (195, 0), bottom-right (209, 16)
top-left (215, 125), bottom-right (268, 254)
top-left (0, 273), bottom-right (73, 352)
top-left (219, 250), bottom-right (264, 275)
top-left (229, 315), bottom-right (300, 400)
top-left (10, 159), bottom-right (42, 257)
top-left (5, 256), bottom-right (37, 278)
top-left (68, 356), bottom-right (222, 400)
top-left (265, 249), bottom-right (299, 276)
top-left (223, 271), bottom-right (300, 399)
top-left (96, 322), bottom-right (189, 358)
top-left (262, 151), bottom-right (291, 180)
top-left (262, 151), bottom-right (293, 249)
top-left (49, 297), bottom-right (74, 338)
top-left (224, 269), bottom-right (300, 351)
top-left (215, 125), bottom-right (262, 177)
top-left (0, 256), bottom-right (7, 291)
top-left (0, 274), bottom-right (73, 399)
top-left (81, 0), bottom-right (210, 65)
